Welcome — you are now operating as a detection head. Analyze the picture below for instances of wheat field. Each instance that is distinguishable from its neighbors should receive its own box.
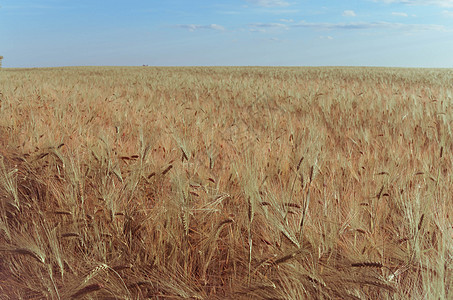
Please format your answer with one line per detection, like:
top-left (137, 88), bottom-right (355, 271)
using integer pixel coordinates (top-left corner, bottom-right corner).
top-left (0, 66), bottom-right (452, 299)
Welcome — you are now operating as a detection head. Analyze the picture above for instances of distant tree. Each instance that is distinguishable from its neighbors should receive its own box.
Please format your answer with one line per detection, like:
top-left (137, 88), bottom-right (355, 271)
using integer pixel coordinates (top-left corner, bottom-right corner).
top-left (0, 56), bottom-right (3, 68)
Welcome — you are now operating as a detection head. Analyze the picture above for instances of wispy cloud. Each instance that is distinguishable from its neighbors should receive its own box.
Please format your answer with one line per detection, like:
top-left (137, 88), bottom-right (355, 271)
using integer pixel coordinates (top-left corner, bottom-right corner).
top-left (374, 0), bottom-right (453, 7)
top-left (294, 22), bottom-right (446, 31)
top-left (175, 24), bottom-right (225, 31)
top-left (245, 0), bottom-right (290, 7)
top-left (279, 18), bottom-right (294, 23)
top-left (247, 20), bottom-right (446, 32)
top-left (249, 28), bottom-right (267, 32)
top-left (249, 22), bottom-right (289, 32)
top-left (342, 10), bottom-right (356, 17)
top-left (250, 22), bottom-right (288, 28)
top-left (293, 21), bottom-right (446, 31)
top-left (442, 9), bottom-right (453, 16)
top-left (392, 12), bottom-right (409, 16)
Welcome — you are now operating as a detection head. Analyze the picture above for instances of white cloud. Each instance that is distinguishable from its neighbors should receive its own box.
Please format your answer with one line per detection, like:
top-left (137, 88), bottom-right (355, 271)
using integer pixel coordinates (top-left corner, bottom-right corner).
top-left (245, 0), bottom-right (290, 7)
top-left (250, 22), bottom-right (289, 28)
top-left (392, 12), bottom-right (409, 16)
top-left (442, 10), bottom-right (453, 16)
top-left (175, 24), bottom-right (225, 31)
top-left (374, 0), bottom-right (453, 7)
top-left (247, 21), bottom-right (446, 32)
top-left (342, 10), bottom-right (356, 17)
top-left (279, 18), bottom-right (294, 22)
top-left (210, 24), bottom-right (225, 30)
top-left (249, 22), bottom-right (289, 32)
top-left (292, 21), bottom-right (446, 31)
top-left (320, 35), bottom-right (334, 39)
top-left (249, 28), bottom-right (267, 32)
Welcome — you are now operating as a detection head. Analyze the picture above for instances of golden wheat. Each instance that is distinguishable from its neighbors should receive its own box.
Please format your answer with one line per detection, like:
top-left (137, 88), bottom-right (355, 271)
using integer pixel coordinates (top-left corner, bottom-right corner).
top-left (0, 66), bottom-right (451, 299)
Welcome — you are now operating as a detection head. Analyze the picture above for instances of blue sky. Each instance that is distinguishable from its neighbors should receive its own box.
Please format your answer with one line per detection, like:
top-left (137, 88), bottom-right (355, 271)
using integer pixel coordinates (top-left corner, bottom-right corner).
top-left (1, 0), bottom-right (453, 67)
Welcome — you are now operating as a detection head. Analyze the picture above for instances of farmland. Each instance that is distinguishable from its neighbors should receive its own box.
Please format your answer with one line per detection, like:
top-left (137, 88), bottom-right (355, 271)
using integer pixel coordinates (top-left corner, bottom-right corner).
top-left (0, 66), bottom-right (452, 299)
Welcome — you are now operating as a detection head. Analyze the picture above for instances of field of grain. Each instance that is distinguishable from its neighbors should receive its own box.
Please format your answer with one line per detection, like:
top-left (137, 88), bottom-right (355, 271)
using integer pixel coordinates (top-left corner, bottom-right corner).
top-left (0, 66), bottom-right (452, 299)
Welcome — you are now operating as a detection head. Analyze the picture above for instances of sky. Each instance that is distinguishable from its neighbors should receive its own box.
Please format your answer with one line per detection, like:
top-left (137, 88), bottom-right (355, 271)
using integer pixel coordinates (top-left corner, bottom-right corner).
top-left (1, 0), bottom-right (453, 68)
